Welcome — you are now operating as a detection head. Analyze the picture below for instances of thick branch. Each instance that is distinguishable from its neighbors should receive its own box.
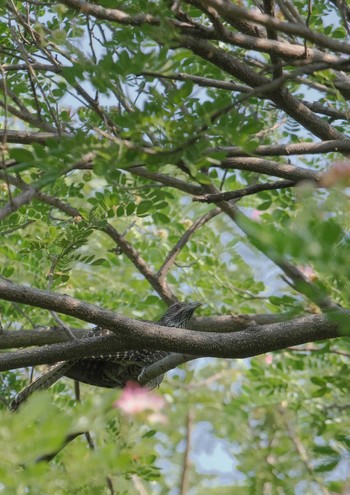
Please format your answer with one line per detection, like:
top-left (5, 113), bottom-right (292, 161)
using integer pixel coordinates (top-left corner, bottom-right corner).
top-left (0, 130), bottom-right (62, 144)
top-left (0, 313), bottom-right (291, 349)
top-left (60, 0), bottom-right (160, 25)
top-left (219, 157), bottom-right (320, 181)
top-left (211, 140), bottom-right (350, 157)
top-left (0, 279), bottom-right (347, 372)
top-left (2, 63), bottom-right (60, 72)
top-left (0, 311), bottom-right (344, 371)
top-left (0, 327), bottom-right (87, 349)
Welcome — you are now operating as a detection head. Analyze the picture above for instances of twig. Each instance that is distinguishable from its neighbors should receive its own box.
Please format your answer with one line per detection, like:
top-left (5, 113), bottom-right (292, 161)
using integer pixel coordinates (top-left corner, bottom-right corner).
top-left (130, 166), bottom-right (203, 195)
top-left (157, 208), bottom-right (220, 281)
top-left (280, 408), bottom-right (331, 495)
top-left (131, 475), bottom-right (148, 495)
top-left (210, 196), bottom-right (339, 311)
top-left (287, 346), bottom-right (350, 358)
top-left (0, 186), bottom-right (38, 221)
top-left (193, 179), bottom-right (297, 203)
top-left (0, 168), bottom-right (175, 304)
top-left (35, 431), bottom-right (85, 462)
top-left (179, 410), bottom-right (194, 495)
top-left (139, 354), bottom-right (195, 386)
top-left (47, 256), bottom-right (77, 341)
top-left (106, 477), bottom-right (115, 495)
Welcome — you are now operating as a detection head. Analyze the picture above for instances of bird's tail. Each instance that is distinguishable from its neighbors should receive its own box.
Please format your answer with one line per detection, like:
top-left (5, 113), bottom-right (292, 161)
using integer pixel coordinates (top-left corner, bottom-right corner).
top-left (10, 360), bottom-right (76, 412)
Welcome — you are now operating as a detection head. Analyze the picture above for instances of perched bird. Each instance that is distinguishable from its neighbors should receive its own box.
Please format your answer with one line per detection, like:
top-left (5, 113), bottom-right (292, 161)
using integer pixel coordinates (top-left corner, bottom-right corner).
top-left (10, 301), bottom-right (201, 411)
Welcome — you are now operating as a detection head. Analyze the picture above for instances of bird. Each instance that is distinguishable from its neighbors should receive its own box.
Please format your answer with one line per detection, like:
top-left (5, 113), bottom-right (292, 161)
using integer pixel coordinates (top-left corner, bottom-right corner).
top-left (10, 301), bottom-right (201, 411)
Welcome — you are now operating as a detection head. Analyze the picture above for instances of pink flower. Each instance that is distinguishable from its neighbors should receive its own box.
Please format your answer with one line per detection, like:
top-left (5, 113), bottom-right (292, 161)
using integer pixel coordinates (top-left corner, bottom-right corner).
top-left (297, 265), bottom-right (317, 282)
top-left (320, 161), bottom-right (350, 187)
top-left (265, 354), bottom-right (273, 365)
top-left (251, 209), bottom-right (263, 222)
top-left (114, 382), bottom-right (165, 415)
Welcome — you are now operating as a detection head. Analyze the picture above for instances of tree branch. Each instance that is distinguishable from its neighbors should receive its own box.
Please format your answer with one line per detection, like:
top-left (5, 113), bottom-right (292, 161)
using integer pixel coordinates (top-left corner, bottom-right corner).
top-left (156, 208), bottom-right (220, 281)
top-left (0, 186), bottom-right (37, 221)
top-left (180, 36), bottom-right (345, 142)
top-left (0, 327), bottom-right (87, 349)
top-left (206, 156), bottom-right (320, 182)
top-left (179, 410), bottom-right (194, 495)
top-left (138, 354), bottom-right (195, 385)
top-left (0, 130), bottom-right (63, 144)
top-left (201, 0), bottom-right (350, 55)
top-left (0, 279), bottom-right (346, 371)
top-left (0, 311), bottom-right (344, 371)
top-left (210, 139), bottom-right (350, 157)
top-left (0, 313), bottom-right (292, 349)
top-left (193, 179), bottom-right (297, 203)
top-left (130, 166), bottom-right (203, 196)
top-left (60, 0), bottom-right (160, 25)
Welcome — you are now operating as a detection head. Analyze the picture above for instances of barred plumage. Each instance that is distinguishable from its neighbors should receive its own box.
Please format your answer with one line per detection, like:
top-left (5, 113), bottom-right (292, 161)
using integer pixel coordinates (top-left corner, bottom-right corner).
top-left (10, 301), bottom-right (200, 411)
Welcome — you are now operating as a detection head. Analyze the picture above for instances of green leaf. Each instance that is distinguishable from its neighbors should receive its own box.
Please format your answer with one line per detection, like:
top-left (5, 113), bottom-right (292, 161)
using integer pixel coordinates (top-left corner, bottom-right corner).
top-left (9, 148), bottom-right (35, 162)
top-left (142, 429), bottom-right (157, 438)
top-left (137, 200), bottom-right (153, 216)
top-left (314, 460), bottom-right (339, 473)
top-left (91, 258), bottom-right (107, 266)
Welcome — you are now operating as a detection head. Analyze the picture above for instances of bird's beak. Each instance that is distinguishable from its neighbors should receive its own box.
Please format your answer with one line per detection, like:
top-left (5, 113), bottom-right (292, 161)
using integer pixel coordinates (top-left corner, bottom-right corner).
top-left (190, 302), bottom-right (202, 309)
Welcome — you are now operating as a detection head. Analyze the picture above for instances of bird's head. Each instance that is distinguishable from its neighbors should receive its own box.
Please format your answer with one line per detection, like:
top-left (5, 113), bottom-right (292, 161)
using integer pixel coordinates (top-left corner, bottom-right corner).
top-left (159, 301), bottom-right (201, 328)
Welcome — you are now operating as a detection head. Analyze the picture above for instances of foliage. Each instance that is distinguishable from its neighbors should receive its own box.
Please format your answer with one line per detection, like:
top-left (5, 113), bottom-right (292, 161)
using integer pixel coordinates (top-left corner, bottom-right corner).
top-left (1, 0), bottom-right (350, 493)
